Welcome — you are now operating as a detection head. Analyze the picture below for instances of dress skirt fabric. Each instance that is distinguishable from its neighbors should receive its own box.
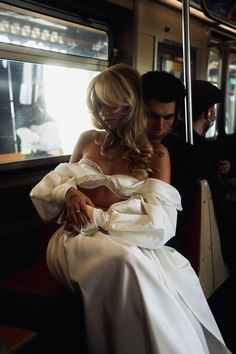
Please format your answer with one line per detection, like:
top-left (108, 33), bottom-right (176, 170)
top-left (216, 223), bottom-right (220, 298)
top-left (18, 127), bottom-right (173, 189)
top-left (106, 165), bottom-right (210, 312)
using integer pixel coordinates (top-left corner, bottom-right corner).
top-left (30, 158), bottom-right (231, 354)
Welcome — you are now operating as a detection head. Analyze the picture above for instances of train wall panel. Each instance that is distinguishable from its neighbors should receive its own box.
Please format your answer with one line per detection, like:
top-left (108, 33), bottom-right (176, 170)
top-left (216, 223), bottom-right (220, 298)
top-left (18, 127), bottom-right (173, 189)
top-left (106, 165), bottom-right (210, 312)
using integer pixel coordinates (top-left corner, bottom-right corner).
top-left (136, 0), bottom-right (209, 77)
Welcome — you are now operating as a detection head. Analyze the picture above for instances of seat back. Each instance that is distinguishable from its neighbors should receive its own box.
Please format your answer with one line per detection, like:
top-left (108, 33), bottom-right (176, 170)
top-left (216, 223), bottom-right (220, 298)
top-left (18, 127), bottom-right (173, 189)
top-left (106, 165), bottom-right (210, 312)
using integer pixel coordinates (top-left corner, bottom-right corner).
top-left (0, 222), bottom-right (65, 295)
top-left (186, 179), bottom-right (230, 298)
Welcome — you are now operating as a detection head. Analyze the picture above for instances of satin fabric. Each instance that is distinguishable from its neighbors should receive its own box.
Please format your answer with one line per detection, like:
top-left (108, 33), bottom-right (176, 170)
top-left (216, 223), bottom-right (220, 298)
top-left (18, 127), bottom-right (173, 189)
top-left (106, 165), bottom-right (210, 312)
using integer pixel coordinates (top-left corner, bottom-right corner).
top-left (30, 158), bottom-right (231, 354)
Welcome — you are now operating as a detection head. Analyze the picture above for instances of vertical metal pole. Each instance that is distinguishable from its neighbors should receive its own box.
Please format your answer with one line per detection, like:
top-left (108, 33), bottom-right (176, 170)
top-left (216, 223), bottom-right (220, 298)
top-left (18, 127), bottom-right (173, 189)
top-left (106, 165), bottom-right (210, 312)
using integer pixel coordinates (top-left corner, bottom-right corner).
top-left (153, 36), bottom-right (158, 71)
top-left (7, 62), bottom-right (18, 152)
top-left (182, 0), bottom-right (193, 144)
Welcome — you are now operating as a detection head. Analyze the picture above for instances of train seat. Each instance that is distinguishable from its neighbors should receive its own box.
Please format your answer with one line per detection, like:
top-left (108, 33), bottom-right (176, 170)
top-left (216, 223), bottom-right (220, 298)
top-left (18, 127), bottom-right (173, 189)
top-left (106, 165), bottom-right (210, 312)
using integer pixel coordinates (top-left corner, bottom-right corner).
top-left (0, 325), bottom-right (37, 353)
top-left (0, 222), bottom-right (87, 352)
top-left (186, 179), bottom-right (230, 298)
top-left (0, 222), bottom-right (66, 295)
top-left (0, 221), bottom-right (83, 321)
top-left (0, 181), bottom-right (230, 301)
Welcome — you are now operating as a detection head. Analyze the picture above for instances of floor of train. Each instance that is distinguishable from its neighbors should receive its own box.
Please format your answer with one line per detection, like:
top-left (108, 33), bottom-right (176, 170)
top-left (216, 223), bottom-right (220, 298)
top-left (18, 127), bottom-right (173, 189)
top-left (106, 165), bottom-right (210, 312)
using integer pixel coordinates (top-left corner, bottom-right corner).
top-left (3, 274), bottom-right (235, 354)
top-left (36, 274), bottom-right (236, 354)
top-left (208, 273), bottom-right (236, 353)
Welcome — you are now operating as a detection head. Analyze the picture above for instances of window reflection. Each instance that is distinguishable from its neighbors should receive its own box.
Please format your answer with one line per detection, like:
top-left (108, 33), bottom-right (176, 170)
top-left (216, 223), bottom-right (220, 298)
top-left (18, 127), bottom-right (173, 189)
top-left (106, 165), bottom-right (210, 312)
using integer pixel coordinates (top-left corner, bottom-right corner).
top-left (0, 3), bottom-right (108, 60)
top-left (0, 58), bottom-right (99, 163)
top-left (203, 0), bottom-right (236, 28)
top-left (206, 47), bottom-right (222, 138)
top-left (225, 53), bottom-right (236, 134)
top-left (161, 57), bottom-right (183, 79)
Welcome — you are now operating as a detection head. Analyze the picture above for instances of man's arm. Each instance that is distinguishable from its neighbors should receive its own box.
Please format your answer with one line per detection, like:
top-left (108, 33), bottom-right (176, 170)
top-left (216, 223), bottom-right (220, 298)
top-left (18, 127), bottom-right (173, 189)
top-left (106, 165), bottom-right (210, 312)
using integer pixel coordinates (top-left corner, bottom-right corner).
top-left (150, 143), bottom-right (171, 183)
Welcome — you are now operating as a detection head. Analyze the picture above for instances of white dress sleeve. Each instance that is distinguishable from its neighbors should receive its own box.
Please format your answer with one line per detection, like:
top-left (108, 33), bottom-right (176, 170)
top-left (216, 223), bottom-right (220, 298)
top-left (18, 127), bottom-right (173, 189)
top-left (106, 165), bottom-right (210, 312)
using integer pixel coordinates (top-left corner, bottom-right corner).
top-left (30, 169), bottom-right (78, 222)
top-left (30, 162), bottom-right (96, 221)
top-left (87, 190), bottom-right (180, 249)
top-left (30, 162), bottom-right (181, 249)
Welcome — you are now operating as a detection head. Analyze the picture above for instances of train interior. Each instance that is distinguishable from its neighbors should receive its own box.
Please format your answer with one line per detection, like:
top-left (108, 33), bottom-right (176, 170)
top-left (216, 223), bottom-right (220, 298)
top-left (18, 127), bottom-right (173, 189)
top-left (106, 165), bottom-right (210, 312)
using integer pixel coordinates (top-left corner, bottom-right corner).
top-left (0, 0), bottom-right (235, 352)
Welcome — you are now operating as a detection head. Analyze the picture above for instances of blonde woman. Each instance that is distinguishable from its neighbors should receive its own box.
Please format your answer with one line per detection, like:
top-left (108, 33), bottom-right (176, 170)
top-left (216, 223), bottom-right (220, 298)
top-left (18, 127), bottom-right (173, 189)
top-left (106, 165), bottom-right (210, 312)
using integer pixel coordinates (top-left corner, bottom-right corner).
top-left (30, 63), bottom-right (231, 354)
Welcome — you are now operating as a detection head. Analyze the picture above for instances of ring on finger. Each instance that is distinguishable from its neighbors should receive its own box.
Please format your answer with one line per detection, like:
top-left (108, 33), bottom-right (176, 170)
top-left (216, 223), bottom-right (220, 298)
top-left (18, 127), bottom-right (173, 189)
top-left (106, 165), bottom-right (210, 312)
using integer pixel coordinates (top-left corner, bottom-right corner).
top-left (75, 209), bottom-right (81, 214)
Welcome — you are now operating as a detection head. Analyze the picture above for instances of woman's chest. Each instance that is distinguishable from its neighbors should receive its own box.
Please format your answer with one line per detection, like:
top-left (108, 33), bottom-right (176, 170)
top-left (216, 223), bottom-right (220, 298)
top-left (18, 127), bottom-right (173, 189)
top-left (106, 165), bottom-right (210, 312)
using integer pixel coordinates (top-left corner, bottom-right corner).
top-left (78, 185), bottom-right (124, 210)
top-left (83, 143), bottom-right (146, 180)
top-left (83, 148), bottom-right (126, 175)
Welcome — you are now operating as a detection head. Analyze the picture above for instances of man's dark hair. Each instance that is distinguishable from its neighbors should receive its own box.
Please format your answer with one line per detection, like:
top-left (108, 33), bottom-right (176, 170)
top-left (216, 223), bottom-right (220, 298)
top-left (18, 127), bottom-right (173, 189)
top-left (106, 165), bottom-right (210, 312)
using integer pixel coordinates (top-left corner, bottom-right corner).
top-left (141, 71), bottom-right (186, 116)
top-left (191, 80), bottom-right (223, 121)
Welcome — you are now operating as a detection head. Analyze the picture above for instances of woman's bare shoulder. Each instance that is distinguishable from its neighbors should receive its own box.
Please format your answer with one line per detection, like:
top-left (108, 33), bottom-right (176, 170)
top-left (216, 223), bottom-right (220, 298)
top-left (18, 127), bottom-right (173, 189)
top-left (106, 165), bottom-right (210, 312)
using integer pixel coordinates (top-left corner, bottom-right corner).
top-left (78, 129), bottom-right (98, 144)
top-left (80, 129), bottom-right (107, 145)
top-left (70, 129), bottom-right (99, 162)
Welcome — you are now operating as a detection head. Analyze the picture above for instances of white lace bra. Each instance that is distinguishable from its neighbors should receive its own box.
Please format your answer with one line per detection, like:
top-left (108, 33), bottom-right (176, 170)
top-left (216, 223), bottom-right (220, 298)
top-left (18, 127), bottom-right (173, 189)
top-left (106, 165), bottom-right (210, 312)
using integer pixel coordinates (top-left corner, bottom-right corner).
top-left (79, 157), bottom-right (107, 175)
top-left (75, 157), bottom-right (182, 209)
top-left (77, 157), bottom-right (137, 198)
top-left (52, 157), bottom-right (182, 207)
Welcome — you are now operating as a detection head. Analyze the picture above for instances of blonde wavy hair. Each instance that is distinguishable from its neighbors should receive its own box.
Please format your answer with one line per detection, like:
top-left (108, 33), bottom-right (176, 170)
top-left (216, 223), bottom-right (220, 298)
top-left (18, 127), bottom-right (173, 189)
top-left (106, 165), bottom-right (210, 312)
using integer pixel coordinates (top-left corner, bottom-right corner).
top-left (87, 63), bottom-right (153, 172)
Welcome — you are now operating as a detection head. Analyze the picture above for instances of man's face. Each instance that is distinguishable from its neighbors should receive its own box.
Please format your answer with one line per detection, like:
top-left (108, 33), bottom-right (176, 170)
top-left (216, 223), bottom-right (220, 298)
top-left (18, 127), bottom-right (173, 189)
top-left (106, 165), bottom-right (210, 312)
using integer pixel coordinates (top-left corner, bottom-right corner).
top-left (145, 99), bottom-right (176, 143)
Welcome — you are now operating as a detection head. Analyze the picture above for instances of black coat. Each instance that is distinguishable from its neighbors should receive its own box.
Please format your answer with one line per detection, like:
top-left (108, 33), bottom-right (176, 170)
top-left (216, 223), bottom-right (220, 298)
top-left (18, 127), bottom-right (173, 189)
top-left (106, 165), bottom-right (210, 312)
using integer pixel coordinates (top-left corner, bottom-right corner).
top-left (163, 130), bottom-right (235, 269)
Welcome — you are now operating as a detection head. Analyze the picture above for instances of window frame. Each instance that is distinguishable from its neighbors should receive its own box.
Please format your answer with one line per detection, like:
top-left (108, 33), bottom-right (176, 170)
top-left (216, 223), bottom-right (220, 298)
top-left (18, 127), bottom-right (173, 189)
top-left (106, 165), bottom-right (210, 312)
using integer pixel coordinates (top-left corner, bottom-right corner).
top-left (0, 1), bottom-right (112, 172)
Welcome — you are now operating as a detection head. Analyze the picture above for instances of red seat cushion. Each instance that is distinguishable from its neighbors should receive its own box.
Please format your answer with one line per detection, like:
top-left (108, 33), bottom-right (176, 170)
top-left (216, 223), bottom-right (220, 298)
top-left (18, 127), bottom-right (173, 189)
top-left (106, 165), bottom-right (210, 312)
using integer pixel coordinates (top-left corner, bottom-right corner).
top-left (0, 325), bottom-right (37, 351)
top-left (0, 222), bottom-right (68, 296)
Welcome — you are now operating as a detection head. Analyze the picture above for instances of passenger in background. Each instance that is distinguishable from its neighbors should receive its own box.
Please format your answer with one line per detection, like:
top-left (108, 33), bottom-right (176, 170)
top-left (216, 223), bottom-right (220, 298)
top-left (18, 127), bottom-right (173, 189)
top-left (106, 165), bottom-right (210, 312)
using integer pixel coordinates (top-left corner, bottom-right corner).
top-left (30, 63), bottom-right (231, 354)
top-left (224, 131), bottom-right (236, 188)
top-left (192, 81), bottom-right (236, 192)
top-left (16, 89), bottom-right (63, 157)
top-left (180, 81), bottom-right (232, 177)
top-left (213, 131), bottom-right (236, 190)
top-left (175, 80), bottom-right (236, 185)
top-left (173, 79), bottom-right (236, 270)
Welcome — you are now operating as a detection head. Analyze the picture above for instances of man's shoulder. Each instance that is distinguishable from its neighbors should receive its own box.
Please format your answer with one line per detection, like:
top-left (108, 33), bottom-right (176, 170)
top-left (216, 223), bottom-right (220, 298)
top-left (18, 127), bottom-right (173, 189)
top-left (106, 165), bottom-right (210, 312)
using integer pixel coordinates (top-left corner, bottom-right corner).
top-left (163, 133), bottom-right (194, 152)
top-left (162, 133), bottom-right (202, 175)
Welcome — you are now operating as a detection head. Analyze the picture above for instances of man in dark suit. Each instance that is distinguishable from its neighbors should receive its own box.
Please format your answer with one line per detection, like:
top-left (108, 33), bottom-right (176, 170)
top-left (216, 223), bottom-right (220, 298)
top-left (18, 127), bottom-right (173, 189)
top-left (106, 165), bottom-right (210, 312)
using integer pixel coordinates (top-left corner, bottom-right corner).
top-left (142, 71), bottom-right (194, 255)
top-left (141, 72), bottom-right (235, 270)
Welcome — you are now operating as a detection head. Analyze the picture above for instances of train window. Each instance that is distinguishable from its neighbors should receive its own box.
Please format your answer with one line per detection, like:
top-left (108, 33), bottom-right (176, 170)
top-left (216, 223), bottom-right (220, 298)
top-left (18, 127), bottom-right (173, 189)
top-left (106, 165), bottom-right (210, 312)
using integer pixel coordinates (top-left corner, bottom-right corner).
top-left (161, 56), bottom-right (183, 79)
top-left (0, 3), bottom-right (110, 165)
top-left (158, 42), bottom-right (196, 80)
top-left (0, 3), bottom-right (108, 60)
top-left (201, 0), bottom-right (236, 30)
top-left (225, 53), bottom-right (236, 134)
top-left (206, 47), bottom-right (222, 138)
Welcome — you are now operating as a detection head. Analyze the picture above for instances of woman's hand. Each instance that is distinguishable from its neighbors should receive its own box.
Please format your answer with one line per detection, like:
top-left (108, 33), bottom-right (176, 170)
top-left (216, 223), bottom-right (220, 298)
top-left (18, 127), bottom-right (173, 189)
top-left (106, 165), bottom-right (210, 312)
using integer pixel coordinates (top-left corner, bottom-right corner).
top-left (65, 187), bottom-right (95, 229)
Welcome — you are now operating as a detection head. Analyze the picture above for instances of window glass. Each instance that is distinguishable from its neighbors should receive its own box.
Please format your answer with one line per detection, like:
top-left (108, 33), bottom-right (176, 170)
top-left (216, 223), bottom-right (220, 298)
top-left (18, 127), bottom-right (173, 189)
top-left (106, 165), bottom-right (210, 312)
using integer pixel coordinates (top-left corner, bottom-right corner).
top-left (206, 47), bottom-right (222, 138)
top-left (161, 57), bottom-right (183, 79)
top-left (201, 0), bottom-right (236, 30)
top-left (0, 58), bottom-right (99, 163)
top-left (225, 53), bottom-right (236, 134)
top-left (0, 3), bottom-right (110, 165)
top-left (158, 42), bottom-right (196, 81)
top-left (0, 3), bottom-right (108, 60)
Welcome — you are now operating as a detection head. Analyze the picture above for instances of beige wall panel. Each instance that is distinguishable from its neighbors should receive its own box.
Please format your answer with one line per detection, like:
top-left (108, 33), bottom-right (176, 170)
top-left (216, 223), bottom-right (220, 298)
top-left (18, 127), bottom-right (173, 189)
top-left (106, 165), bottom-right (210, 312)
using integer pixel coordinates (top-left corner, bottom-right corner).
top-left (137, 0), bottom-right (182, 43)
top-left (136, 32), bottom-right (154, 74)
top-left (136, 0), bottom-right (210, 78)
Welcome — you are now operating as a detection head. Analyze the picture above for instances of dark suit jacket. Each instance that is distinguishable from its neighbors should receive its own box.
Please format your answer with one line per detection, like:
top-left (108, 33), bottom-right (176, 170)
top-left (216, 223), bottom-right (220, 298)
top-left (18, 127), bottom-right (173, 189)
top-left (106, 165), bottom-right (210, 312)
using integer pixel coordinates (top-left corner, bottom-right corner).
top-left (164, 126), bottom-right (236, 269)
top-left (162, 134), bottom-right (201, 255)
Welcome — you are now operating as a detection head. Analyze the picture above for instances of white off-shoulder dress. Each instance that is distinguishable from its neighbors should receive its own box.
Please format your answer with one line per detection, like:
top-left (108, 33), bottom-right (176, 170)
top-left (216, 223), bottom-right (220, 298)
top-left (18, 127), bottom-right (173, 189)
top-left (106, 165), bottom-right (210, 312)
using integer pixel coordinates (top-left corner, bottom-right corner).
top-left (30, 158), bottom-right (231, 354)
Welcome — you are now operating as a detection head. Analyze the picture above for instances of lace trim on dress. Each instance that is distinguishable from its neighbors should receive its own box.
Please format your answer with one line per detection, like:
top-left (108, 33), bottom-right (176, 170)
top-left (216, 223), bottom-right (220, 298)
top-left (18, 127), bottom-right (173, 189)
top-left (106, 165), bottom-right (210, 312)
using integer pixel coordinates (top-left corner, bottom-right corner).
top-left (79, 157), bottom-right (141, 180)
top-left (79, 157), bottom-right (104, 174)
top-left (78, 157), bottom-right (181, 208)
top-left (147, 191), bottom-right (182, 210)
top-left (78, 157), bottom-right (132, 198)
